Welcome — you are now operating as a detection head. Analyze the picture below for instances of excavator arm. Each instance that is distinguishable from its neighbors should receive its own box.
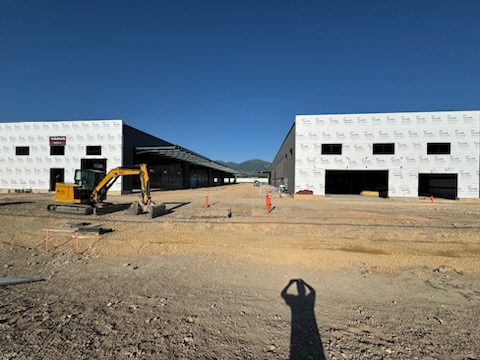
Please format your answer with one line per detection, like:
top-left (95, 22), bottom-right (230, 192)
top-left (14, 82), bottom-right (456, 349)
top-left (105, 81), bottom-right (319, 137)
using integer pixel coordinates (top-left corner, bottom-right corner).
top-left (90, 164), bottom-right (152, 205)
top-left (91, 163), bottom-right (164, 217)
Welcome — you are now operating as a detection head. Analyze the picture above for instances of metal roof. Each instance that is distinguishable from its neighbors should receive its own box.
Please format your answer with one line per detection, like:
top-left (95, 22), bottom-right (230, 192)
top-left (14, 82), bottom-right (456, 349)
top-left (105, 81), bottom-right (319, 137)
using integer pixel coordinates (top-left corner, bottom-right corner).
top-left (135, 145), bottom-right (237, 174)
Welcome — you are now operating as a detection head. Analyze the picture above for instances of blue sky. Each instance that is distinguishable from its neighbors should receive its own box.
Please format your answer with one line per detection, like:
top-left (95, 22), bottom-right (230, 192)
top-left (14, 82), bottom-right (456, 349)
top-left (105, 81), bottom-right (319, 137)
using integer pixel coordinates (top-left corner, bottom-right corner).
top-left (1, 1), bottom-right (479, 163)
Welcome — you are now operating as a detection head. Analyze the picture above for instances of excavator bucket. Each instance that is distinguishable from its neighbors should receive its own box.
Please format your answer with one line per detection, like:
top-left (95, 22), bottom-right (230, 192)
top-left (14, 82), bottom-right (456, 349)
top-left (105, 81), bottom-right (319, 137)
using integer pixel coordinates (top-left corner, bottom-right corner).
top-left (128, 201), bottom-right (166, 218)
top-left (148, 203), bottom-right (166, 218)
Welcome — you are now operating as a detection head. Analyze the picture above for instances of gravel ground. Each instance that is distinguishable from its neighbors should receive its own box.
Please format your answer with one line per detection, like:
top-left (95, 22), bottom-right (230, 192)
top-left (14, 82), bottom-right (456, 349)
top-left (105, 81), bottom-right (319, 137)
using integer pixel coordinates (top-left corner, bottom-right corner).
top-left (1, 184), bottom-right (479, 359)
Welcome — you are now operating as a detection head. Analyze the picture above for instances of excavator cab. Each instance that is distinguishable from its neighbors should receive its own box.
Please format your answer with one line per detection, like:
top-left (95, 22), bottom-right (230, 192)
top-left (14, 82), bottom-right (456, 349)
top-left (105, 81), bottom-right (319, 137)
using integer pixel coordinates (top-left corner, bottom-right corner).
top-left (50, 168), bottom-right (112, 210)
top-left (74, 169), bottom-right (106, 190)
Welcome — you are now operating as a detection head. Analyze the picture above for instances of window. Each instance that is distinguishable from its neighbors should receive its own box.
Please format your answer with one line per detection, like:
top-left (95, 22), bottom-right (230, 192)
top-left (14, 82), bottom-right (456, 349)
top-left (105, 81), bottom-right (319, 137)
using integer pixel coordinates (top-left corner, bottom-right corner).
top-left (373, 143), bottom-right (395, 154)
top-left (15, 146), bottom-right (30, 156)
top-left (86, 145), bottom-right (102, 156)
top-left (427, 143), bottom-right (450, 154)
top-left (321, 144), bottom-right (342, 155)
top-left (50, 145), bottom-right (65, 155)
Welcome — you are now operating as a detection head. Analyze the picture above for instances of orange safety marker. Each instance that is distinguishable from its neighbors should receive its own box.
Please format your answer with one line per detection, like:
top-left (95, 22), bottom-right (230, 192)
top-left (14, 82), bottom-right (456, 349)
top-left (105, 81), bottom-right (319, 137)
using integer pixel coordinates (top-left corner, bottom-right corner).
top-left (430, 195), bottom-right (434, 203)
top-left (205, 190), bottom-right (209, 208)
top-left (266, 191), bottom-right (272, 213)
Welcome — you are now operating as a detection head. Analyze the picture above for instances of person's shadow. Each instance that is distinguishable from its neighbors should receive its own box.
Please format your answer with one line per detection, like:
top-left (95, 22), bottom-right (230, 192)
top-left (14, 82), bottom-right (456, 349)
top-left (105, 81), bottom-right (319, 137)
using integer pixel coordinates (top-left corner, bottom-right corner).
top-left (281, 279), bottom-right (326, 360)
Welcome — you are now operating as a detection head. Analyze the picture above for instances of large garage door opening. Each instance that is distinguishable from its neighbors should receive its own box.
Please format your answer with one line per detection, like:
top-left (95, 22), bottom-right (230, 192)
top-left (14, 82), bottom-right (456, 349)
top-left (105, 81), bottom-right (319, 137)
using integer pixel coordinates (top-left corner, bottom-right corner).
top-left (325, 170), bottom-right (389, 198)
top-left (418, 173), bottom-right (457, 200)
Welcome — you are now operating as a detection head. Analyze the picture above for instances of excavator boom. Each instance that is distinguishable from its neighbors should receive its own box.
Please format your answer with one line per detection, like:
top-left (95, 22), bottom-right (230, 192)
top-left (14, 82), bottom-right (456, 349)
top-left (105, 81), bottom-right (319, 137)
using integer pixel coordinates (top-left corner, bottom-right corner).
top-left (91, 164), bottom-right (150, 203)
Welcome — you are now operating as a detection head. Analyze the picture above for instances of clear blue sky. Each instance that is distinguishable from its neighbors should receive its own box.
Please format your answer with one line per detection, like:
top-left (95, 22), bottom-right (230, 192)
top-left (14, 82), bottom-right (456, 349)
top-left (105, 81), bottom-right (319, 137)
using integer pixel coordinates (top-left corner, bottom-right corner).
top-left (1, 1), bottom-right (479, 163)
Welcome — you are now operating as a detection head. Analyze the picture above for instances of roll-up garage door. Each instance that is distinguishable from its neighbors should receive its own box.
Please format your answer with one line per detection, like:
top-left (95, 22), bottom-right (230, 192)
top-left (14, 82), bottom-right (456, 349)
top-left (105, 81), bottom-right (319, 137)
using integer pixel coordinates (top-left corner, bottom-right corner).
top-left (418, 173), bottom-right (457, 200)
top-left (325, 170), bottom-right (389, 198)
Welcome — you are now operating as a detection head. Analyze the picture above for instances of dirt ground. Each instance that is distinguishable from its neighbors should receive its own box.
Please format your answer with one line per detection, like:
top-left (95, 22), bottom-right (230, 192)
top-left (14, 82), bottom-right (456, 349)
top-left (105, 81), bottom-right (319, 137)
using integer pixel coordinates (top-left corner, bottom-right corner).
top-left (1, 184), bottom-right (479, 359)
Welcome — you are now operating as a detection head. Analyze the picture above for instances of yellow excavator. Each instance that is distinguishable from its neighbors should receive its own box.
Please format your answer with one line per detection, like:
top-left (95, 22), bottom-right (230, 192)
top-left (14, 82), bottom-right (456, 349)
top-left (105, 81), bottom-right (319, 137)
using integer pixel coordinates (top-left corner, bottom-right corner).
top-left (47, 164), bottom-right (166, 218)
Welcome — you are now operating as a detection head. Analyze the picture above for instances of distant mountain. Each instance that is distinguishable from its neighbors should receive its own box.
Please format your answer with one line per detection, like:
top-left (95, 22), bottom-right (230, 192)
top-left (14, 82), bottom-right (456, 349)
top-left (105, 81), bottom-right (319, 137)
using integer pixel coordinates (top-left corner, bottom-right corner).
top-left (217, 159), bottom-right (271, 174)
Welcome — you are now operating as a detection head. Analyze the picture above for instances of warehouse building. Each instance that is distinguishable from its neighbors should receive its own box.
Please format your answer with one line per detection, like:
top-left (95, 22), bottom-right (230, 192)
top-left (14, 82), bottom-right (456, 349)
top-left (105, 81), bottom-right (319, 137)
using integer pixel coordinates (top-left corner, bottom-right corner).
top-left (270, 110), bottom-right (480, 199)
top-left (0, 119), bottom-right (236, 193)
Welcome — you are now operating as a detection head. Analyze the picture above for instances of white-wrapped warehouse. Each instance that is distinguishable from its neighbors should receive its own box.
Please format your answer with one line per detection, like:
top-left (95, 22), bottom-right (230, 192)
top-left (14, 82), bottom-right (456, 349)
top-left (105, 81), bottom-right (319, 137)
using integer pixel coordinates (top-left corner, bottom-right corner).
top-left (270, 110), bottom-right (480, 200)
top-left (0, 119), bottom-right (236, 193)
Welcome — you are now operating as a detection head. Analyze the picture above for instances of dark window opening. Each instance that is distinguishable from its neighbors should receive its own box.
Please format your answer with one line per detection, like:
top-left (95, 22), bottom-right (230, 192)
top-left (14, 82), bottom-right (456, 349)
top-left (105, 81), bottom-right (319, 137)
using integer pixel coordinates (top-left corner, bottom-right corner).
top-left (373, 143), bottom-right (394, 154)
top-left (427, 143), bottom-right (450, 154)
top-left (16, 146), bottom-right (30, 156)
top-left (321, 144), bottom-right (342, 155)
top-left (86, 145), bottom-right (102, 156)
top-left (50, 145), bottom-right (65, 156)
top-left (81, 158), bottom-right (107, 172)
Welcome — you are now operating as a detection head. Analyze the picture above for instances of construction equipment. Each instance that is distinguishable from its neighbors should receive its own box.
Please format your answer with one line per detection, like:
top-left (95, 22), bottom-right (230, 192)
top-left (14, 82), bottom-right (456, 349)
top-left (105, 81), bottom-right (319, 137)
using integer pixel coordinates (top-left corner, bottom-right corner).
top-left (47, 164), bottom-right (166, 218)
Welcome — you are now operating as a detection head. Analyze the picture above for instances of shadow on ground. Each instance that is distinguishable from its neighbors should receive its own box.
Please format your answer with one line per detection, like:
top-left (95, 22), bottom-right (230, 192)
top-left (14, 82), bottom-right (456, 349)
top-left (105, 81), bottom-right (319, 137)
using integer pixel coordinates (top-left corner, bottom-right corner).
top-left (281, 279), bottom-right (326, 360)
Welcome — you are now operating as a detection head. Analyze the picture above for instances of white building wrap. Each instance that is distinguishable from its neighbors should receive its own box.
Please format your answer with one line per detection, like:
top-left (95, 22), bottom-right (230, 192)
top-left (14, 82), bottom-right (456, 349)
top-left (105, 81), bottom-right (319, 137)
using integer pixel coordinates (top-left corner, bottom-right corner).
top-left (294, 111), bottom-right (480, 199)
top-left (0, 120), bottom-right (124, 192)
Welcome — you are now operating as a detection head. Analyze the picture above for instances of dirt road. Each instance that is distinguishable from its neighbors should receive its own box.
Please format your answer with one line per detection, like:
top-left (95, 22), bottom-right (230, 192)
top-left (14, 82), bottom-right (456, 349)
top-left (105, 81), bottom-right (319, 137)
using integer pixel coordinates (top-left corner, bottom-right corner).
top-left (1, 184), bottom-right (479, 359)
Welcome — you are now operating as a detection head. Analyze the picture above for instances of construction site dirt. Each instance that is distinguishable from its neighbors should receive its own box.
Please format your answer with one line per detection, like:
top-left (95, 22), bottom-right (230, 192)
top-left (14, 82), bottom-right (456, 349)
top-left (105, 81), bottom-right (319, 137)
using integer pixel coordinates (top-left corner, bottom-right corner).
top-left (1, 184), bottom-right (479, 359)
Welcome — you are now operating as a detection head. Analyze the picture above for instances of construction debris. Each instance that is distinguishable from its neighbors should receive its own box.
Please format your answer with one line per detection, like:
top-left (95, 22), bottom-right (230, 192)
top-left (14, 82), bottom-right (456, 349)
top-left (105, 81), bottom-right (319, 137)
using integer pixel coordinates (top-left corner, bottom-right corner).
top-left (0, 277), bottom-right (43, 287)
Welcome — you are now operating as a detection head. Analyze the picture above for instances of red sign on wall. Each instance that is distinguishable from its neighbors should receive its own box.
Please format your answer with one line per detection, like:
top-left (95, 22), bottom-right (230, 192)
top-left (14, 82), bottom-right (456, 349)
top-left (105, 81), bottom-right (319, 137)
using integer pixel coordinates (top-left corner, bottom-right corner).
top-left (49, 136), bottom-right (66, 145)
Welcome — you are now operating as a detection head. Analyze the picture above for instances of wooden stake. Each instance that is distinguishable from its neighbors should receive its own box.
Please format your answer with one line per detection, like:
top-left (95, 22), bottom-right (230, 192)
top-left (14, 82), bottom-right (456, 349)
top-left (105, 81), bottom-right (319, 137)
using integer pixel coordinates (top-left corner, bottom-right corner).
top-left (75, 230), bottom-right (79, 254)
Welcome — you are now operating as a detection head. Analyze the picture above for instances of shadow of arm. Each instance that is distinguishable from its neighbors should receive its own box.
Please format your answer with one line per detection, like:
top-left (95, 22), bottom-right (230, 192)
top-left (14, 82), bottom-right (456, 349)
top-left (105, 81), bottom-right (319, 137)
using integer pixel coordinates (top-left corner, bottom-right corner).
top-left (281, 279), bottom-right (296, 300)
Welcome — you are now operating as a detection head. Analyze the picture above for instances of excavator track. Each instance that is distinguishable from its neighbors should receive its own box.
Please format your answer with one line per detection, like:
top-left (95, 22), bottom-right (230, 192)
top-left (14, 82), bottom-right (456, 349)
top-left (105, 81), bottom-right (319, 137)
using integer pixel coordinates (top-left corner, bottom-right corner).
top-left (47, 203), bottom-right (94, 215)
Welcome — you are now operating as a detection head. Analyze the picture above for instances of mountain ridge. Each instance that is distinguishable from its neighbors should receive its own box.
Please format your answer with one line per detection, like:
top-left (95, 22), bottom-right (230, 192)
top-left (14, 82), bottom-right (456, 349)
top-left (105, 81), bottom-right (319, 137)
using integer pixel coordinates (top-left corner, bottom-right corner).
top-left (216, 159), bottom-right (271, 174)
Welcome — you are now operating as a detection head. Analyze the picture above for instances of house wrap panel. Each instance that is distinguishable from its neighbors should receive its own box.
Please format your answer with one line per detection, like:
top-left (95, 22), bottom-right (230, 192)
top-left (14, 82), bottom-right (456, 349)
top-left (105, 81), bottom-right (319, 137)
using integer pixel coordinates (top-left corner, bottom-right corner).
top-left (0, 120), bottom-right (123, 192)
top-left (294, 111), bottom-right (480, 199)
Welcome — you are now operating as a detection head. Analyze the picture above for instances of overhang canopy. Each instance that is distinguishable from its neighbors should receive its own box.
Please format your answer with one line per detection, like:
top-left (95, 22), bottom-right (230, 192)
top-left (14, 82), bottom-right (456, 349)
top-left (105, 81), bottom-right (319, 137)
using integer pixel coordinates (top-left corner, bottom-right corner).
top-left (135, 145), bottom-right (237, 174)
